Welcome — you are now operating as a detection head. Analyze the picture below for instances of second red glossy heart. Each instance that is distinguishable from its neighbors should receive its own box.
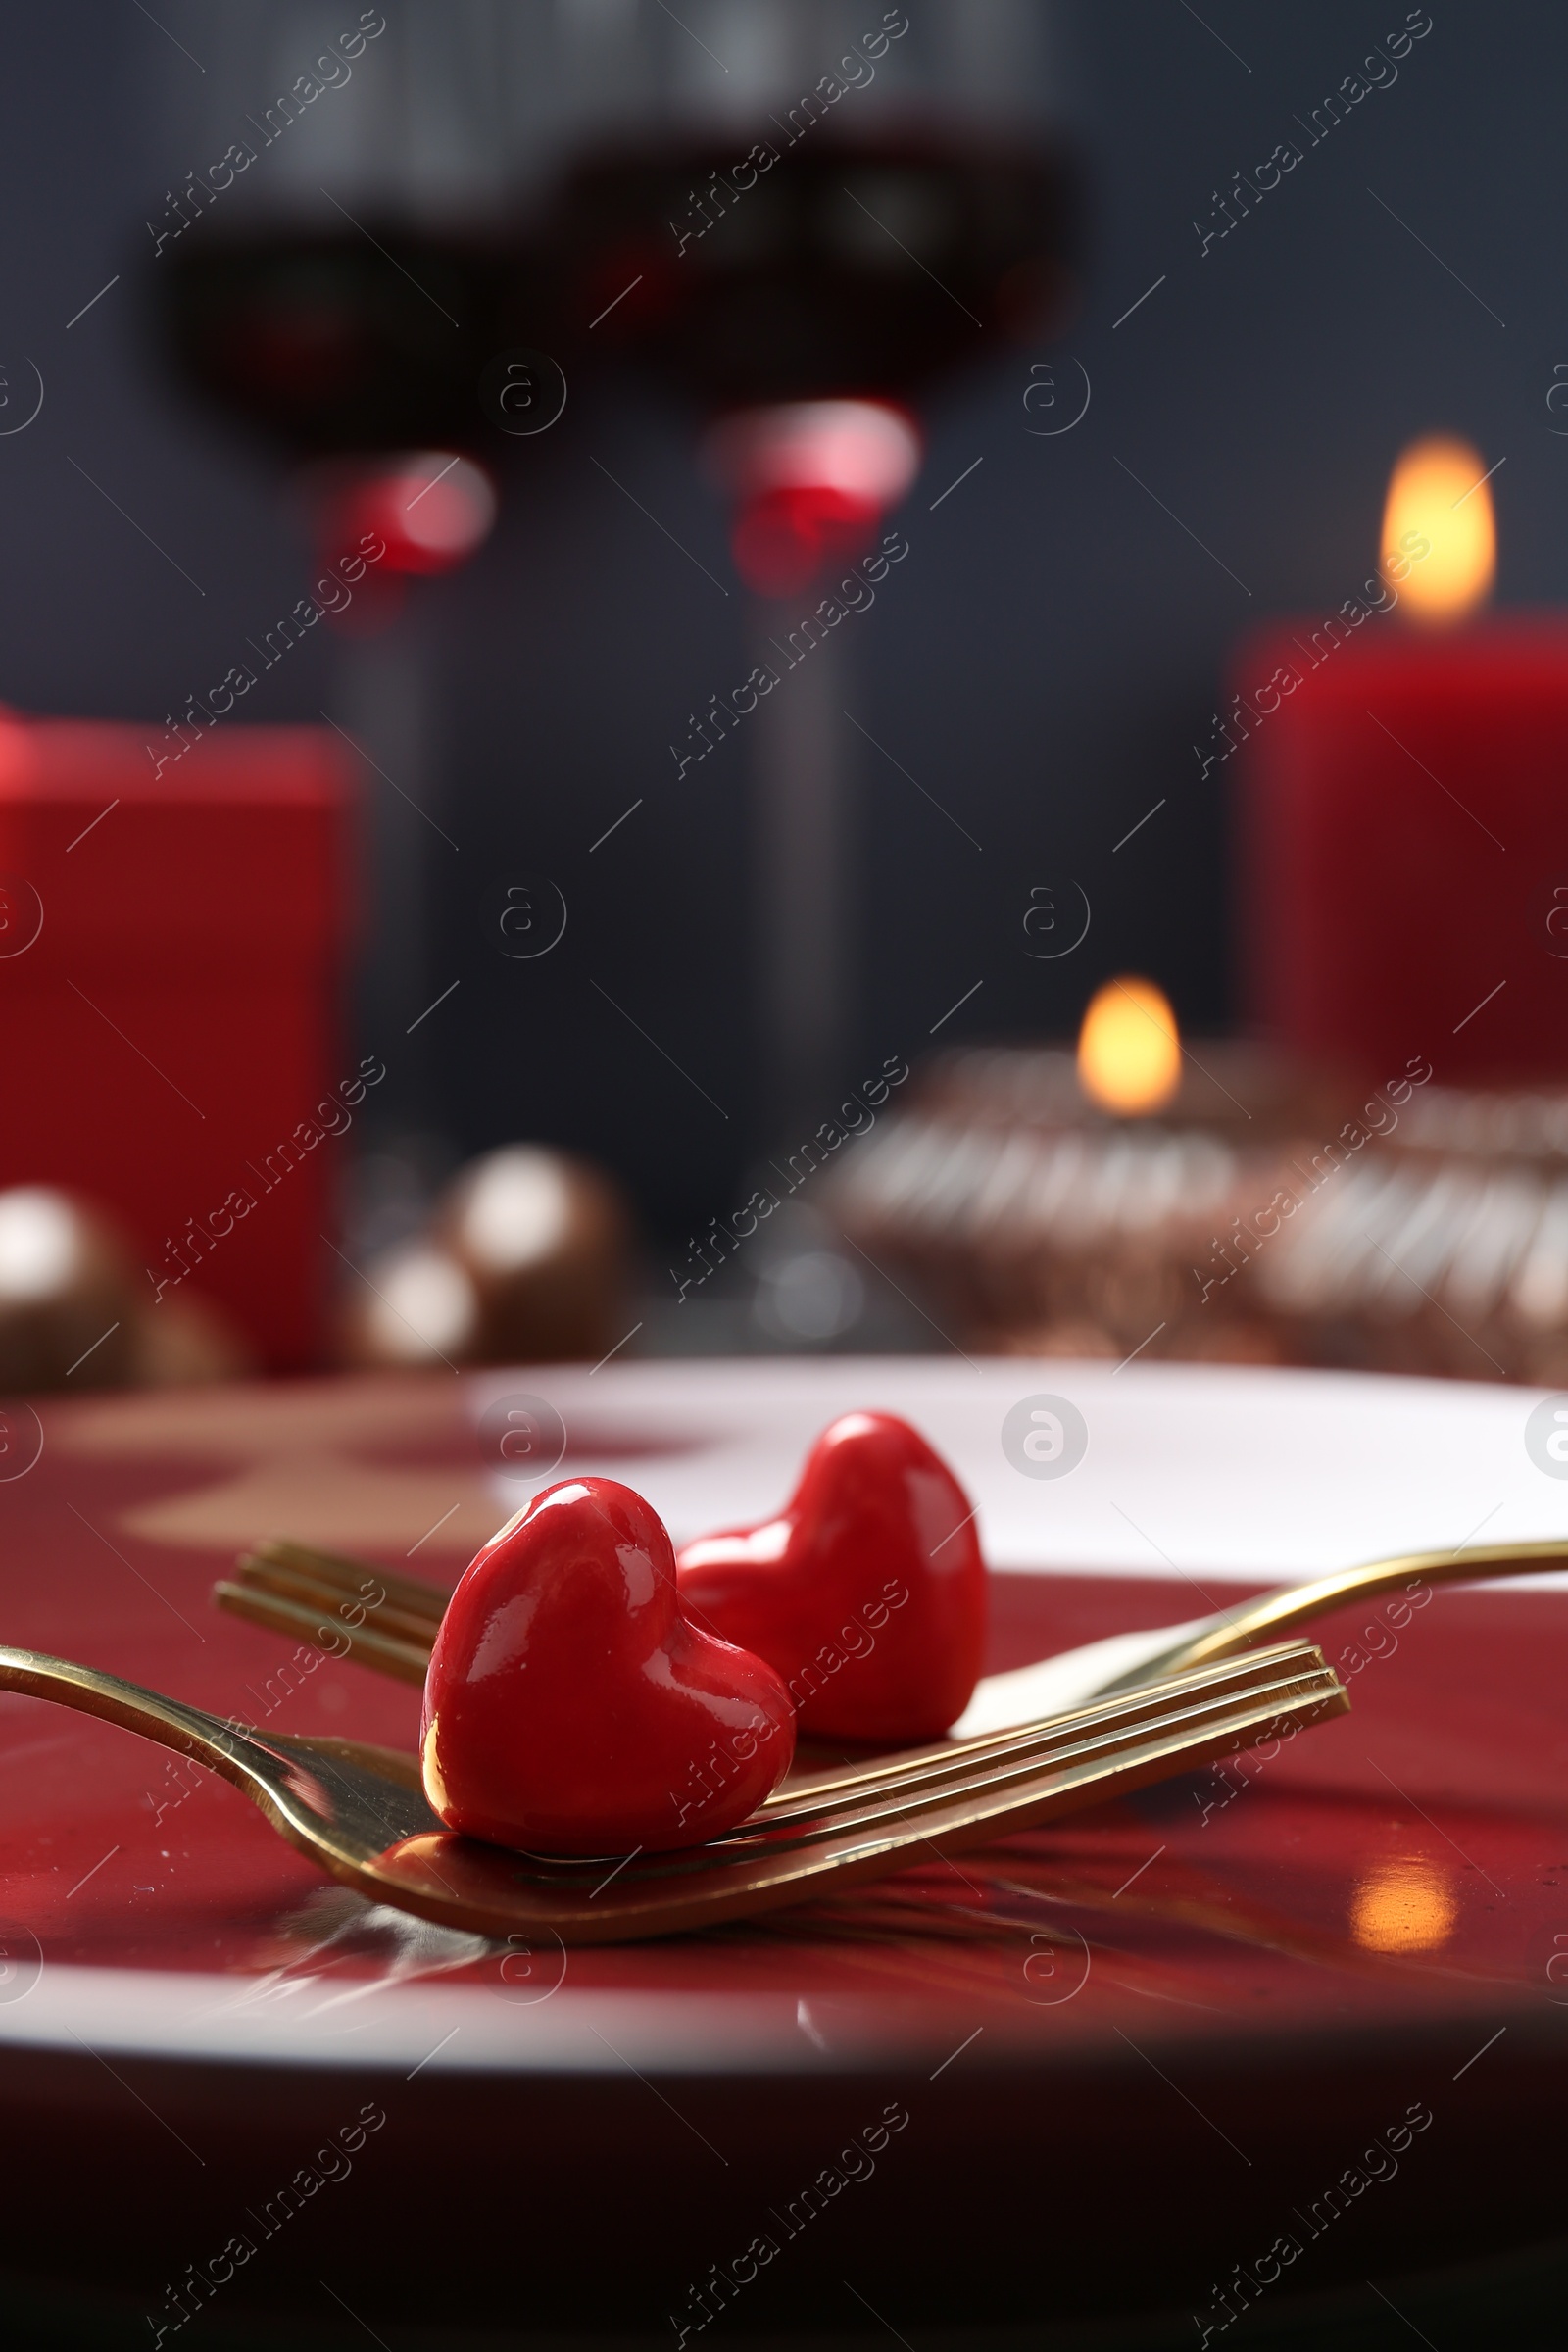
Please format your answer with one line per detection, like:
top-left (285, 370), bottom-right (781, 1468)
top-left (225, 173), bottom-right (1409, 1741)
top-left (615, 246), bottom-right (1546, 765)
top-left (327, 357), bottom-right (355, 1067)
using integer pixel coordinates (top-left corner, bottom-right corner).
top-left (677, 1411), bottom-right (987, 1743)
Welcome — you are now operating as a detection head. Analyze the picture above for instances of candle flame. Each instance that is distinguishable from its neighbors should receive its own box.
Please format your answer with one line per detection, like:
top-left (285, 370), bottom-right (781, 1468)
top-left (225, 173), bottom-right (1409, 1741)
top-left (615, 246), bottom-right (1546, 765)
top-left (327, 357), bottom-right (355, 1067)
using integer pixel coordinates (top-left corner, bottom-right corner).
top-left (1381, 434), bottom-right (1494, 625)
top-left (1077, 977), bottom-right (1181, 1116)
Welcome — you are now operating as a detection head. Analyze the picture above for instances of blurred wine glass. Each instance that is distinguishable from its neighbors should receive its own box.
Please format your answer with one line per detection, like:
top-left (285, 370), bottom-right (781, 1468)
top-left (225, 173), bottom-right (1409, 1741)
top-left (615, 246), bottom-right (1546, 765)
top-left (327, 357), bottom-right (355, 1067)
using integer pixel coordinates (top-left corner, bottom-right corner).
top-left (143, 1), bottom-right (1072, 1300)
top-left (539, 7), bottom-right (1074, 1137)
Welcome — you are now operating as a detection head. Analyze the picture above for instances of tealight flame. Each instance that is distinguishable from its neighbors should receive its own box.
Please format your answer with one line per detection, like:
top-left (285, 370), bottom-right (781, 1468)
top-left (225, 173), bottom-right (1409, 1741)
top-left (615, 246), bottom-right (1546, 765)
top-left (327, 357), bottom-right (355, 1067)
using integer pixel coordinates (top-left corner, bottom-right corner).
top-left (1381, 434), bottom-right (1494, 625)
top-left (1077, 977), bottom-right (1181, 1116)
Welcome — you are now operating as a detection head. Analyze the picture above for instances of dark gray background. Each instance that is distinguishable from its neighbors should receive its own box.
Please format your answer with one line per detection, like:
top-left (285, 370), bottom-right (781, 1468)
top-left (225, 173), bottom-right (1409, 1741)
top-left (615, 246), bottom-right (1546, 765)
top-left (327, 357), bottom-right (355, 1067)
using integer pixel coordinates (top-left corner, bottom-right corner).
top-left (0, 1), bottom-right (1552, 1241)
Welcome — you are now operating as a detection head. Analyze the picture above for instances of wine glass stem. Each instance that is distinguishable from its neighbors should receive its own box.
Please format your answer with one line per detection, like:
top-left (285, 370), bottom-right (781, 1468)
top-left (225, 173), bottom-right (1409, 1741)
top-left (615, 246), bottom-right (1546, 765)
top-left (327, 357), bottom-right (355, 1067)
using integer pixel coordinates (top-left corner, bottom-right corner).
top-left (751, 600), bottom-right (850, 1140)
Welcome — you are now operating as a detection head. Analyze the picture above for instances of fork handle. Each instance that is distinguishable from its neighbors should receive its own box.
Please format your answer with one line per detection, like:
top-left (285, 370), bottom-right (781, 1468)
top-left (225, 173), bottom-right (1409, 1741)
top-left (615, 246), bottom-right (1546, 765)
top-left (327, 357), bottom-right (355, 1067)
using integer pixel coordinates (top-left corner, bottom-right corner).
top-left (1104, 1537), bottom-right (1568, 1689)
top-left (0, 1643), bottom-right (430, 1811)
top-left (0, 1642), bottom-right (268, 1780)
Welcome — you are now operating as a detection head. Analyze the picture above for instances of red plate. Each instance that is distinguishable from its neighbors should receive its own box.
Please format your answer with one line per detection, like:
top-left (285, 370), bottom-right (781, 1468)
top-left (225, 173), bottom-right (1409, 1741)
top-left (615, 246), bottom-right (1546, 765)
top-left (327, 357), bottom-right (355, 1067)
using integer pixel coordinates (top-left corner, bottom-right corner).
top-left (0, 1366), bottom-right (1564, 2342)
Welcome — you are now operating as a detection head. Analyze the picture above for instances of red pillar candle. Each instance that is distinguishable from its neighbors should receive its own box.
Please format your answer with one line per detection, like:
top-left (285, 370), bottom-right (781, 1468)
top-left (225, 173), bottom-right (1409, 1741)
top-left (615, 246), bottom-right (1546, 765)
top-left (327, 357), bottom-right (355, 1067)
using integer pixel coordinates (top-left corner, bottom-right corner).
top-left (1233, 620), bottom-right (1568, 1084)
top-left (1233, 435), bottom-right (1568, 1087)
top-left (0, 709), bottom-right (353, 1368)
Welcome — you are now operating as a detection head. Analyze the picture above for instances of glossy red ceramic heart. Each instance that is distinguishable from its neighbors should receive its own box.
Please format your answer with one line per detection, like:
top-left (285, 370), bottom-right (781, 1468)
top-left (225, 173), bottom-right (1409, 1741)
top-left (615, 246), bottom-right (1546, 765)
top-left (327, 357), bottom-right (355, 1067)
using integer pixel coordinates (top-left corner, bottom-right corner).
top-left (676, 1412), bottom-right (986, 1743)
top-left (420, 1477), bottom-right (796, 1854)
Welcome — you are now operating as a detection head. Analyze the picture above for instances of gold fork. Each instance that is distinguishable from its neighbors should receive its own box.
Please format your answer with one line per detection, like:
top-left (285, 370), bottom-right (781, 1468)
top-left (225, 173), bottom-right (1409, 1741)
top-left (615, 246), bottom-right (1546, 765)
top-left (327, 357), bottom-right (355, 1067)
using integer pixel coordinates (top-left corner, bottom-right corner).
top-left (0, 1639), bottom-right (1346, 1943)
top-left (214, 1530), bottom-right (1568, 1736)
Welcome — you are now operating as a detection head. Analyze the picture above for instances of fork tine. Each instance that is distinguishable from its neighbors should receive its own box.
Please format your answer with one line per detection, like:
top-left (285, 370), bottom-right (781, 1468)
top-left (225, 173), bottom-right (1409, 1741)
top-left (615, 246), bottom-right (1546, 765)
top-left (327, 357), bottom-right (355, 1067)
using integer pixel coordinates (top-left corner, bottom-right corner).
top-left (740, 1676), bottom-right (1343, 1853)
top-left (748, 1642), bottom-right (1340, 1838)
top-left (234, 1555), bottom-right (446, 1650)
top-left (763, 1639), bottom-right (1330, 1805)
top-left (240, 1539), bottom-right (452, 1627)
top-left (511, 1643), bottom-right (1344, 1870)
top-left (711, 1661), bottom-right (1344, 1883)
top-left (212, 1581), bottom-right (433, 1685)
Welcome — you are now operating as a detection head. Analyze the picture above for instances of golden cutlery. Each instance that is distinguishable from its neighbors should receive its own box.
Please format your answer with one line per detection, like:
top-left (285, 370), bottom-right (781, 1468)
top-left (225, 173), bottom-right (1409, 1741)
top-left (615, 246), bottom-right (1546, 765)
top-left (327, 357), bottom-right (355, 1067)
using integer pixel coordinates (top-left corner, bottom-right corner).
top-left (0, 1639), bottom-right (1345, 1944)
top-left (215, 1530), bottom-right (1568, 1739)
